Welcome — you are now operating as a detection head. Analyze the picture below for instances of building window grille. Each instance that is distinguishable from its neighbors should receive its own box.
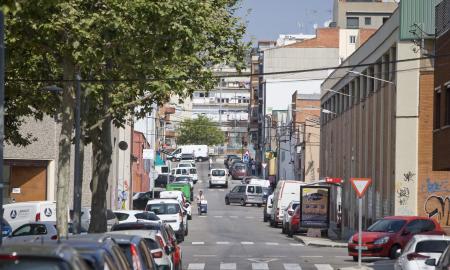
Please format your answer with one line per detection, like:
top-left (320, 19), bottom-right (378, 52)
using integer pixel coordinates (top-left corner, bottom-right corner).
top-left (346, 17), bottom-right (359, 29)
top-left (349, 35), bottom-right (356, 44)
top-left (365, 17), bottom-right (372, 25)
top-left (435, 89), bottom-right (441, 129)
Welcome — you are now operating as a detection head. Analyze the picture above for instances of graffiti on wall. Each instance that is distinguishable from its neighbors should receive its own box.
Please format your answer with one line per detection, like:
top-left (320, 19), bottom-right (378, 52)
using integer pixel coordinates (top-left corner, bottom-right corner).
top-left (396, 172), bottom-right (415, 206)
top-left (425, 196), bottom-right (450, 226)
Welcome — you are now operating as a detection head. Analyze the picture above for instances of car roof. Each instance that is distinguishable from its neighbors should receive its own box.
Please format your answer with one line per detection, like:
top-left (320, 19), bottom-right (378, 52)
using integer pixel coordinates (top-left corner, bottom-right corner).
top-left (109, 230), bottom-right (158, 239)
top-left (383, 216), bottom-right (431, 220)
top-left (147, 199), bottom-right (180, 205)
top-left (110, 222), bottom-right (162, 232)
top-left (411, 235), bottom-right (450, 241)
top-left (69, 233), bottom-right (116, 243)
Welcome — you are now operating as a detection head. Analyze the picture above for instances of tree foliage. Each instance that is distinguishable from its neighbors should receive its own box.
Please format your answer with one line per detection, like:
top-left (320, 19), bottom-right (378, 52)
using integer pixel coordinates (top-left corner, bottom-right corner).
top-left (177, 115), bottom-right (225, 146)
top-left (5, 0), bottom-right (248, 232)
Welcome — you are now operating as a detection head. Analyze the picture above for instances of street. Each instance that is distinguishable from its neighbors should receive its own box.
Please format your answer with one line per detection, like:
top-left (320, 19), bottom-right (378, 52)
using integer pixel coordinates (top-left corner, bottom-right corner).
top-left (181, 162), bottom-right (395, 270)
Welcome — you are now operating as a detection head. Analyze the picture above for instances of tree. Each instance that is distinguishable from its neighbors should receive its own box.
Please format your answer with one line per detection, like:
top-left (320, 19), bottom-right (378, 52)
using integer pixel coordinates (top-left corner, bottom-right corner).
top-left (5, 0), bottom-right (248, 233)
top-left (177, 115), bottom-right (225, 146)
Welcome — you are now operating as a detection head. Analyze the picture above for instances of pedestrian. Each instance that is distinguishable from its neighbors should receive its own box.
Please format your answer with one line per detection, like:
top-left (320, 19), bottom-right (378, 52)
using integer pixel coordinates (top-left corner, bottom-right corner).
top-left (209, 156), bottom-right (213, 170)
top-left (251, 159), bottom-right (256, 176)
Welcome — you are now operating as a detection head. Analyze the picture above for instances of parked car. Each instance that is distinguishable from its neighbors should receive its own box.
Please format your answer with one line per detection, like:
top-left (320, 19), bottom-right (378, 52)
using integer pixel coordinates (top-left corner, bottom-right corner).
top-left (114, 210), bottom-right (160, 224)
top-left (154, 174), bottom-right (170, 188)
top-left (394, 235), bottom-right (450, 270)
top-left (262, 187), bottom-right (273, 204)
top-left (245, 178), bottom-right (271, 188)
top-left (61, 234), bottom-right (132, 270)
top-left (133, 191), bottom-right (161, 210)
top-left (177, 163), bottom-right (193, 169)
top-left (79, 207), bottom-right (118, 231)
top-left (288, 206), bottom-right (301, 237)
top-left (209, 168), bottom-right (229, 188)
top-left (3, 201), bottom-right (57, 230)
top-left (171, 168), bottom-right (189, 178)
top-left (0, 243), bottom-right (90, 270)
top-left (348, 216), bottom-right (445, 260)
top-left (106, 233), bottom-right (158, 270)
top-left (163, 223), bottom-right (183, 270)
top-left (109, 222), bottom-right (177, 270)
top-left (225, 184), bottom-right (264, 207)
top-left (188, 167), bottom-right (198, 184)
top-left (174, 175), bottom-right (194, 190)
top-left (425, 242), bottom-right (450, 270)
top-left (146, 199), bottom-right (188, 242)
top-left (230, 162), bottom-right (248, 180)
top-left (270, 180), bottom-right (305, 227)
top-left (263, 194), bottom-right (274, 222)
top-left (160, 190), bottom-right (192, 219)
top-left (282, 200), bottom-right (300, 234)
top-left (225, 155), bottom-right (240, 168)
top-left (1, 217), bottom-right (12, 237)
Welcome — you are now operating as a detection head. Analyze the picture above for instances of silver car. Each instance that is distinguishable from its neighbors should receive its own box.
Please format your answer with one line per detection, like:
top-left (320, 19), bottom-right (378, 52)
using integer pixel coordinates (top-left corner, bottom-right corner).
top-left (225, 184), bottom-right (264, 207)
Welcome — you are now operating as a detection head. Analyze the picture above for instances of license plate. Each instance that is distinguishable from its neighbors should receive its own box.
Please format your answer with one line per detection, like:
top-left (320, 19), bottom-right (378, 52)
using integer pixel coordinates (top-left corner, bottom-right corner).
top-left (356, 246), bottom-right (368, 250)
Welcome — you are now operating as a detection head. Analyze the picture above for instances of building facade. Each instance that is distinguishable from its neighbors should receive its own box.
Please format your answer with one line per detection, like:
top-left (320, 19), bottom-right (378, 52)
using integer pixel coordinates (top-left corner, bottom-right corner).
top-left (131, 131), bottom-right (150, 193)
top-left (433, 0), bottom-right (450, 171)
top-left (321, 1), bottom-right (450, 236)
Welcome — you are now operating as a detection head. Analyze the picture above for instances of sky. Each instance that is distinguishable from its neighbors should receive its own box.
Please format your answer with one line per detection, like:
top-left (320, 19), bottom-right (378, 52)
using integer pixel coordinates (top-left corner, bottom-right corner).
top-left (237, 0), bottom-right (334, 43)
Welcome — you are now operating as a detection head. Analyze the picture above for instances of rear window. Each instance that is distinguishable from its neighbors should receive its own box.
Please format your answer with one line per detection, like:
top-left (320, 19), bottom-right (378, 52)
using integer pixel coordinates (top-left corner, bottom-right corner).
top-left (415, 240), bottom-right (450, 253)
top-left (161, 167), bottom-right (169, 173)
top-left (190, 168), bottom-right (197, 174)
top-left (293, 203), bottom-right (300, 209)
top-left (135, 212), bottom-right (160, 221)
top-left (145, 239), bottom-right (160, 249)
top-left (114, 212), bottom-right (130, 221)
top-left (0, 258), bottom-right (69, 270)
top-left (212, 170), bottom-right (226, 176)
top-left (247, 186), bottom-right (262, 193)
top-left (146, 203), bottom-right (180, 215)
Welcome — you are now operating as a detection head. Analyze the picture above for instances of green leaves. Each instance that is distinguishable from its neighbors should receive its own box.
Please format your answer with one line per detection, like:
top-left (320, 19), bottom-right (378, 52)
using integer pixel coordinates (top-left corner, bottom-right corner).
top-left (177, 115), bottom-right (225, 146)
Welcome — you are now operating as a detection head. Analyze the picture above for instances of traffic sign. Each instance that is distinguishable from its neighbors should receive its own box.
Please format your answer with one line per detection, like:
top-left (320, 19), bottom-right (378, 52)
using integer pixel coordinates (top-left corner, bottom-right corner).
top-left (325, 177), bottom-right (343, 184)
top-left (350, 178), bottom-right (372, 198)
top-left (244, 150), bottom-right (250, 156)
top-left (261, 162), bottom-right (267, 168)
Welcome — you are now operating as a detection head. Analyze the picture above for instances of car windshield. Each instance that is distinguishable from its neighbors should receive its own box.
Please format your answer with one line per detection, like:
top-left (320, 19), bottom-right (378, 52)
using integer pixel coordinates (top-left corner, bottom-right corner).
top-left (415, 240), bottom-right (450, 253)
top-left (190, 168), bottom-right (197, 174)
top-left (146, 203), bottom-right (180, 215)
top-left (235, 165), bottom-right (245, 170)
top-left (212, 170), bottom-right (226, 176)
top-left (135, 212), bottom-right (160, 221)
top-left (367, 219), bottom-right (406, 233)
top-left (175, 177), bottom-right (191, 182)
top-left (114, 212), bottom-right (130, 221)
top-left (178, 164), bottom-right (190, 168)
top-left (0, 258), bottom-right (70, 270)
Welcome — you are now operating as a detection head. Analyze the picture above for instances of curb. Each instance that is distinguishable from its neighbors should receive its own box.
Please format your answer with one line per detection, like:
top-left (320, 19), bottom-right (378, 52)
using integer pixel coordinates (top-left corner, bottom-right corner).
top-left (293, 236), bottom-right (347, 248)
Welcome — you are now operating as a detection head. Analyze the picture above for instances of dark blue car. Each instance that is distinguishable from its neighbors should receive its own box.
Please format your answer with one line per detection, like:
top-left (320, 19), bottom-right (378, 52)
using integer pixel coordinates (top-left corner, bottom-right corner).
top-left (1, 217), bottom-right (12, 237)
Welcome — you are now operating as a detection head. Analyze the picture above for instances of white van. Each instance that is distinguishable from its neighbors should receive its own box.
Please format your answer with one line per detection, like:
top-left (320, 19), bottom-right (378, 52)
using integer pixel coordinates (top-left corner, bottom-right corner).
top-left (209, 168), bottom-right (228, 188)
top-left (170, 145), bottom-right (209, 161)
top-left (247, 178), bottom-right (270, 188)
top-left (3, 201), bottom-right (57, 230)
top-left (270, 180), bottom-right (305, 227)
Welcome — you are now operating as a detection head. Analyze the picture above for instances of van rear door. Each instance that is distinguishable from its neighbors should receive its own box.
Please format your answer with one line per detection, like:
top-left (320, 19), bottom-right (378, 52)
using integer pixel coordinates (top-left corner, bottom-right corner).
top-left (39, 202), bottom-right (56, 222)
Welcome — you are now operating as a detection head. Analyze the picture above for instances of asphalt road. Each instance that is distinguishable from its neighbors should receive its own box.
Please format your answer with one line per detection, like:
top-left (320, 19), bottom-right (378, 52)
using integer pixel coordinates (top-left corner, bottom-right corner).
top-left (180, 161), bottom-right (395, 270)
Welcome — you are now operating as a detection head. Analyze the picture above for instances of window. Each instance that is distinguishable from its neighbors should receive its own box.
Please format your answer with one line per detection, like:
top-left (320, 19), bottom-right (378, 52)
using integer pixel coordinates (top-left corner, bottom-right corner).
top-left (405, 219), bottom-right (435, 234)
top-left (446, 86), bottom-right (450, 125)
top-left (238, 186), bottom-right (246, 193)
top-left (349, 35), bottom-right (356, 44)
top-left (115, 212), bottom-right (130, 221)
top-left (415, 240), bottom-right (450, 253)
top-left (12, 225), bottom-right (32, 236)
top-left (383, 17), bottom-right (389, 24)
top-left (435, 89), bottom-right (442, 129)
top-left (231, 186), bottom-right (239, 193)
top-left (365, 17), bottom-right (371, 25)
top-left (346, 17), bottom-right (359, 29)
top-left (247, 186), bottom-right (255, 193)
top-left (199, 93), bottom-right (205, 98)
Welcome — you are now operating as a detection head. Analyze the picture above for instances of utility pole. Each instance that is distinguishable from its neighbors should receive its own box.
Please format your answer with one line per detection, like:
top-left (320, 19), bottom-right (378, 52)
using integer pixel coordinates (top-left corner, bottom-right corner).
top-left (73, 74), bottom-right (82, 234)
top-left (0, 11), bottom-right (5, 246)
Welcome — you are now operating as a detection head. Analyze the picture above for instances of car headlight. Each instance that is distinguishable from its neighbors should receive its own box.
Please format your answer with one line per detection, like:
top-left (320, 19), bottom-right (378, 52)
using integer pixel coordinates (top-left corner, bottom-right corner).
top-left (374, 236), bottom-right (390, 245)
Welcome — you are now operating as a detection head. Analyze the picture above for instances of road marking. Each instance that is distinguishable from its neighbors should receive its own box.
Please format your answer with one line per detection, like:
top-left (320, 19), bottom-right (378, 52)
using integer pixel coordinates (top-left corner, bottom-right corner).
top-left (245, 216), bottom-right (254, 219)
top-left (264, 255), bottom-right (287, 258)
top-left (284, 264), bottom-right (302, 270)
top-left (192, 242), bottom-right (205, 245)
top-left (187, 263), bottom-right (205, 270)
top-left (220, 263), bottom-right (236, 270)
top-left (193, 254), bottom-right (216, 257)
top-left (300, 256), bottom-right (323, 258)
top-left (290, 243), bottom-right (305, 246)
top-left (252, 263), bottom-right (269, 270)
top-left (314, 264), bottom-right (333, 270)
top-left (230, 216), bottom-right (238, 218)
top-left (216, 241), bottom-right (230, 245)
top-left (199, 216), bottom-right (207, 218)
top-left (241, 241), bottom-right (254, 245)
top-left (214, 215), bottom-right (223, 218)
top-left (265, 242), bottom-right (279, 246)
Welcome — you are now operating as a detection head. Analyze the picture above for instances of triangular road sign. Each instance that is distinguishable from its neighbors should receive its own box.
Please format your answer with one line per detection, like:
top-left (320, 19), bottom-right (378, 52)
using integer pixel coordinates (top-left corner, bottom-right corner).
top-left (350, 178), bottom-right (372, 198)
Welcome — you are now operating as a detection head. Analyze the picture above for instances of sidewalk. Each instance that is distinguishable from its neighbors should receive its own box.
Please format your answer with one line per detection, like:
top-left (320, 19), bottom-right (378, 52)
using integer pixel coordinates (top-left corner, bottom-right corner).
top-left (293, 235), bottom-right (347, 248)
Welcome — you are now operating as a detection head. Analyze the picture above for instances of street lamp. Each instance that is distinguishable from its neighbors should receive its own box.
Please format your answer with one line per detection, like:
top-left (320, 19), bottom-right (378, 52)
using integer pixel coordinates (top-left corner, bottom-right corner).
top-left (41, 75), bottom-right (83, 234)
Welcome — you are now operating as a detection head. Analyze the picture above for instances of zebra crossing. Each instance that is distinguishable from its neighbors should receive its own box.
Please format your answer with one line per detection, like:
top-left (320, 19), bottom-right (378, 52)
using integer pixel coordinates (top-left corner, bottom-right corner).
top-left (186, 262), bottom-right (338, 270)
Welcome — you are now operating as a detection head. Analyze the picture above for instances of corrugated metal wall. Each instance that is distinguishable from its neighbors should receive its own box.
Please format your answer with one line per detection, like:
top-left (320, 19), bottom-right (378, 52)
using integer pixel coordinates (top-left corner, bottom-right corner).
top-left (400, 0), bottom-right (438, 40)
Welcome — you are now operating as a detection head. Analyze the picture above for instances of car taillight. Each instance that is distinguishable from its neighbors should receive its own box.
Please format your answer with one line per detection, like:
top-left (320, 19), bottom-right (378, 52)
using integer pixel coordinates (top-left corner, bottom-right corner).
top-left (130, 244), bottom-right (143, 270)
top-left (152, 251), bottom-right (163, 258)
top-left (406, 253), bottom-right (430, 261)
top-left (0, 254), bottom-right (19, 260)
top-left (51, 235), bottom-right (58, 240)
top-left (35, 212), bottom-right (41, 222)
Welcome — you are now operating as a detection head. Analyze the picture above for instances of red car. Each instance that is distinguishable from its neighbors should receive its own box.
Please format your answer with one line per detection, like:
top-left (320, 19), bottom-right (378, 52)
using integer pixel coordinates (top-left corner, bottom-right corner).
top-left (230, 163), bottom-right (248, 180)
top-left (288, 206), bottom-right (301, 237)
top-left (348, 216), bottom-right (445, 261)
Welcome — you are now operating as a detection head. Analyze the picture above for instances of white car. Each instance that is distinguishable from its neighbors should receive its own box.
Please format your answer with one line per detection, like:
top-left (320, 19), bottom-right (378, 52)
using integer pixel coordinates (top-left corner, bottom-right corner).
top-left (78, 207), bottom-right (119, 231)
top-left (263, 194), bottom-right (274, 222)
top-left (108, 229), bottom-right (174, 270)
top-left (188, 167), bottom-right (198, 184)
top-left (160, 191), bottom-right (192, 220)
top-left (113, 210), bottom-right (160, 224)
top-left (177, 161), bottom-right (195, 168)
top-left (3, 201), bottom-right (57, 230)
top-left (281, 200), bottom-right (300, 234)
top-left (146, 199), bottom-right (188, 242)
top-left (394, 235), bottom-right (450, 270)
top-left (209, 168), bottom-right (228, 188)
top-left (171, 168), bottom-right (189, 178)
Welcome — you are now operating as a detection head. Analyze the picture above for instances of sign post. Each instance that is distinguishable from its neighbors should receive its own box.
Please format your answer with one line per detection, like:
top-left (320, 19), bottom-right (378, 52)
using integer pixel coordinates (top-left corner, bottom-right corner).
top-left (350, 178), bottom-right (372, 268)
top-left (261, 162), bottom-right (267, 179)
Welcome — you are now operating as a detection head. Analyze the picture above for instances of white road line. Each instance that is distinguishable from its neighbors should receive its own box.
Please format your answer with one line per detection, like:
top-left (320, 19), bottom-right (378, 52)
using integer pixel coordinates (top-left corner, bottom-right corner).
top-left (214, 216), bottom-right (223, 218)
top-left (188, 263), bottom-right (205, 270)
top-left (265, 242), bottom-right (279, 246)
top-left (252, 263), bottom-right (269, 270)
top-left (199, 216), bottom-right (207, 218)
top-left (314, 264), bottom-right (333, 270)
top-left (220, 263), bottom-right (237, 270)
top-left (216, 241), bottom-right (230, 245)
top-left (193, 254), bottom-right (216, 257)
top-left (241, 241), bottom-right (254, 245)
top-left (300, 256), bottom-right (323, 258)
top-left (290, 243), bottom-right (305, 246)
top-left (230, 216), bottom-right (238, 218)
top-left (192, 242), bottom-right (205, 245)
top-left (245, 216), bottom-right (254, 219)
top-left (284, 264), bottom-right (302, 270)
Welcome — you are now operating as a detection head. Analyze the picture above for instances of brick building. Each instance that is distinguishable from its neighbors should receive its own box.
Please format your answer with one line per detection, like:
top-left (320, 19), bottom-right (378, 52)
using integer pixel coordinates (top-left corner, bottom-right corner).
top-left (132, 131), bottom-right (150, 193)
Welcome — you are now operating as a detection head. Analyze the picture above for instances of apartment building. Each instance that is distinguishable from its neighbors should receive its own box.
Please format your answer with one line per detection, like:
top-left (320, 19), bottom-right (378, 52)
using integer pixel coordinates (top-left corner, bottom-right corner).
top-left (321, 0), bottom-right (450, 236)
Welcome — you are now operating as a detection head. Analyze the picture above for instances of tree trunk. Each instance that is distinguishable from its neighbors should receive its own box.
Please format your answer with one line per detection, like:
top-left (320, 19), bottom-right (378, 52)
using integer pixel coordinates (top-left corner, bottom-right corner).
top-left (89, 90), bottom-right (112, 233)
top-left (56, 58), bottom-right (75, 239)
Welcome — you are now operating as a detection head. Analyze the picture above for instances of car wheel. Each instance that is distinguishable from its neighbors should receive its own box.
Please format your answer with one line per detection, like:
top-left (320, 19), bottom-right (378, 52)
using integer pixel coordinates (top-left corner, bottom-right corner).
top-left (390, 244), bottom-right (401, 259)
top-left (240, 199), bottom-right (246, 206)
top-left (287, 228), bottom-right (293, 237)
top-left (179, 233), bottom-right (185, 242)
top-left (225, 183), bottom-right (228, 188)
top-left (185, 225), bottom-right (188, 236)
top-left (209, 182), bottom-right (212, 188)
top-left (270, 220), bottom-right (277, 228)
top-left (225, 198), bottom-right (230, 205)
top-left (352, 256), bottom-right (358, 262)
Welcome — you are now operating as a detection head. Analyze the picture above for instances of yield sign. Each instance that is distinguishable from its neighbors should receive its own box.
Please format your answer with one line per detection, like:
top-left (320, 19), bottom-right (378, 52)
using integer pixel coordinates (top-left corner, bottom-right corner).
top-left (350, 178), bottom-right (372, 198)
top-left (261, 162), bottom-right (267, 168)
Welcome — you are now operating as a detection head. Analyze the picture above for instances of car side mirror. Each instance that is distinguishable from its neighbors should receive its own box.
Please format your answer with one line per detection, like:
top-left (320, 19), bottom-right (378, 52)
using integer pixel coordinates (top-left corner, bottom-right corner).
top-left (425, 258), bottom-right (436, 266)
